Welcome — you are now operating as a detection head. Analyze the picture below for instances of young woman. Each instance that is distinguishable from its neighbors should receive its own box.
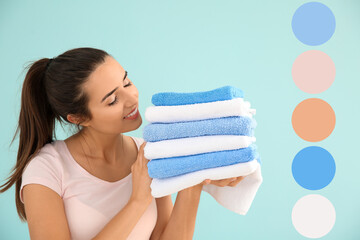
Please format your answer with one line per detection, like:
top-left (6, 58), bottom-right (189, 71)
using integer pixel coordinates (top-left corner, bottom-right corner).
top-left (0, 47), bottom-right (244, 240)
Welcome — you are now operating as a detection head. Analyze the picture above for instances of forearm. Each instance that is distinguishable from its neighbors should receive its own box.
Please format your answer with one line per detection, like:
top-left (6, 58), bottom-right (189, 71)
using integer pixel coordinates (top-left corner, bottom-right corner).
top-left (92, 199), bottom-right (150, 240)
top-left (159, 184), bottom-right (203, 240)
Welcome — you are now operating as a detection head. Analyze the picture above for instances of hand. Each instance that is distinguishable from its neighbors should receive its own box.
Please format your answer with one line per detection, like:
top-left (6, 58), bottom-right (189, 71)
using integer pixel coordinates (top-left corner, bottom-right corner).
top-left (130, 142), bottom-right (153, 206)
top-left (200, 176), bottom-right (245, 187)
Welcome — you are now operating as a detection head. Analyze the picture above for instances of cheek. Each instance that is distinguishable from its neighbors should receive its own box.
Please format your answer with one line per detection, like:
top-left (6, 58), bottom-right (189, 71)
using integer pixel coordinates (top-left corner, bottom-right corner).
top-left (117, 107), bottom-right (127, 121)
top-left (97, 107), bottom-right (124, 122)
top-left (111, 107), bottom-right (125, 121)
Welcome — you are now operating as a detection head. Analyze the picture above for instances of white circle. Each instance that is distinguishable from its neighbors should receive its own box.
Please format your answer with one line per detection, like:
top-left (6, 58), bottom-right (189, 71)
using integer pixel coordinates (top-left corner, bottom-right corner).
top-left (292, 194), bottom-right (336, 238)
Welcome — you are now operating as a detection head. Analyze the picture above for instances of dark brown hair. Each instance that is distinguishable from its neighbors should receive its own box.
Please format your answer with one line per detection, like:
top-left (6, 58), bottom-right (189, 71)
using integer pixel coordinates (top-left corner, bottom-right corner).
top-left (0, 47), bottom-right (110, 221)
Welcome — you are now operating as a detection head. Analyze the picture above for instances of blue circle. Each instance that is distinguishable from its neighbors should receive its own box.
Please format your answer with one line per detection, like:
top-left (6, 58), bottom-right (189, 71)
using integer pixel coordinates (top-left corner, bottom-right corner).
top-left (292, 2), bottom-right (336, 46)
top-left (292, 146), bottom-right (336, 190)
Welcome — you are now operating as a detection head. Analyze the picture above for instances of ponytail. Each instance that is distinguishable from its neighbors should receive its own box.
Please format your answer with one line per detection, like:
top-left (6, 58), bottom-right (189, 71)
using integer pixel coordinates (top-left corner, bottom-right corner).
top-left (0, 58), bottom-right (56, 221)
top-left (1, 47), bottom-right (110, 222)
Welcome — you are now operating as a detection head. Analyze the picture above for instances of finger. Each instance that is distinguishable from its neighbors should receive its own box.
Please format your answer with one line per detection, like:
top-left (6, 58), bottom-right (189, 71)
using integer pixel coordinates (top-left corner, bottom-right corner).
top-left (201, 179), bottom-right (211, 185)
top-left (139, 142), bottom-right (147, 153)
top-left (142, 142), bottom-right (150, 165)
top-left (136, 142), bottom-right (145, 160)
top-left (211, 178), bottom-right (236, 187)
top-left (228, 176), bottom-right (245, 187)
top-left (138, 142), bottom-right (148, 164)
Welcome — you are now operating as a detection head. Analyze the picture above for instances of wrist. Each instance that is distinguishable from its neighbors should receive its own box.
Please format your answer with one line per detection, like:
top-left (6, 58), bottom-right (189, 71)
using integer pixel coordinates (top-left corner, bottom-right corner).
top-left (129, 196), bottom-right (152, 209)
top-left (182, 183), bottom-right (203, 194)
top-left (192, 183), bottom-right (204, 191)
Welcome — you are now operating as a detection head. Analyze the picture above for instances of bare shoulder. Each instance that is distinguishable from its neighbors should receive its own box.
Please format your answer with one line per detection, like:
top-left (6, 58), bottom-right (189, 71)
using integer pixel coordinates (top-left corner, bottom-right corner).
top-left (125, 135), bottom-right (142, 164)
top-left (23, 184), bottom-right (71, 239)
top-left (128, 136), bottom-right (145, 148)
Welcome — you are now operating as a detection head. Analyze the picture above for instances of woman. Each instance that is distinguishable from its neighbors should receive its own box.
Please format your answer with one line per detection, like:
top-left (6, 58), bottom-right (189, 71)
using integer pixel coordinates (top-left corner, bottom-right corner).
top-left (0, 47), bottom-right (245, 240)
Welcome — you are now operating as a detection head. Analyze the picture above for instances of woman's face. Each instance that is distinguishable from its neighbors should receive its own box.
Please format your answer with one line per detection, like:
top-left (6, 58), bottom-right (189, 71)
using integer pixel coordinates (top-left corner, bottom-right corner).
top-left (80, 55), bottom-right (142, 134)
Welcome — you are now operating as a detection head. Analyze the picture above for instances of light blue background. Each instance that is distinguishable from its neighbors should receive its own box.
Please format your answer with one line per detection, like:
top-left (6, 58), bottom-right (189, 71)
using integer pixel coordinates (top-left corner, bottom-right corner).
top-left (1, 0), bottom-right (359, 239)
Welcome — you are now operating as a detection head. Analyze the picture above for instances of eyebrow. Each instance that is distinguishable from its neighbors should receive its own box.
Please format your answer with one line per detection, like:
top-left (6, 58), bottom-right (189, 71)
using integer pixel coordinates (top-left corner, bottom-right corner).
top-left (101, 71), bottom-right (128, 103)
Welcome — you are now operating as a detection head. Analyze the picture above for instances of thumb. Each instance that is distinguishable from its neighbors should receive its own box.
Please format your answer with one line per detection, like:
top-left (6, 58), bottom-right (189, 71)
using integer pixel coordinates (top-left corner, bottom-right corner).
top-left (202, 179), bottom-right (211, 185)
top-left (137, 141), bottom-right (147, 158)
top-left (140, 141), bottom-right (147, 151)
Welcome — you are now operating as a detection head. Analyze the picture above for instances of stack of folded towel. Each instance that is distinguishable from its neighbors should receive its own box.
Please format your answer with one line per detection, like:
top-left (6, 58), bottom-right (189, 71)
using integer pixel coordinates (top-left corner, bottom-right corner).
top-left (142, 85), bottom-right (263, 215)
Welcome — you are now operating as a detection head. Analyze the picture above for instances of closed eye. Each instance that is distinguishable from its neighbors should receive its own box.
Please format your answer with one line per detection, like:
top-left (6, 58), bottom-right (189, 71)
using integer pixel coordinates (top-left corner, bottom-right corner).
top-left (108, 81), bottom-right (132, 106)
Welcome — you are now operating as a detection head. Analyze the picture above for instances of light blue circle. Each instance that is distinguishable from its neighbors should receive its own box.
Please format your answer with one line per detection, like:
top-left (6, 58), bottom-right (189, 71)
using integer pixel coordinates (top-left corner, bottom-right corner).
top-left (292, 146), bottom-right (336, 190)
top-left (292, 2), bottom-right (336, 46)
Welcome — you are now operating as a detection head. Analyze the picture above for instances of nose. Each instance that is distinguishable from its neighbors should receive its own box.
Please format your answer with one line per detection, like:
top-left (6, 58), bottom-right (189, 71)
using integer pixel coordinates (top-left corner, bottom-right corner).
top-left (123, 96), bottom-right (138, 110)
top-left (121, 85), bottom-right (138, 108)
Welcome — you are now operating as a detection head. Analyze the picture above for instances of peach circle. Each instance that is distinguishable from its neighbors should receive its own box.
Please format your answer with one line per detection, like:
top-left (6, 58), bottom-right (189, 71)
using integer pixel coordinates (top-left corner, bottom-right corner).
top-left (292, 98), bottom-right (335, 142)
top-left (292, 50), bottom-right (336, 94)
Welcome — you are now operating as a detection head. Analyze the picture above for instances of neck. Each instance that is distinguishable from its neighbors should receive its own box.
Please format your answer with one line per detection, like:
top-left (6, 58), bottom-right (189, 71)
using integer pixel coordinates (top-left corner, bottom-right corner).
top-left (77, 127), bottom-right (125, 165)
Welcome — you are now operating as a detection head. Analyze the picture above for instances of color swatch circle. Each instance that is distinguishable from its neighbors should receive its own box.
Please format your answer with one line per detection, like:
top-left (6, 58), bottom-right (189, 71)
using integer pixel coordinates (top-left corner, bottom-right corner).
top-left (292, 194), bottom-right (336, 238)
top-left (292, 2), bottom-right (336, 46)
top-left (292, 50), bottom-right (336, 94)
top-left (292, 146), bottom-right (335, 190)
top-left (292, 98), bottom-right (336, 142)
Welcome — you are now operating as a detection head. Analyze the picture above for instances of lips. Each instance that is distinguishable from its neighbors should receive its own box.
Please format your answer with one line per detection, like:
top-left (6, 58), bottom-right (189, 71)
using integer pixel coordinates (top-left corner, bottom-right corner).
top-left (123, 105), bottom-right (137, 119)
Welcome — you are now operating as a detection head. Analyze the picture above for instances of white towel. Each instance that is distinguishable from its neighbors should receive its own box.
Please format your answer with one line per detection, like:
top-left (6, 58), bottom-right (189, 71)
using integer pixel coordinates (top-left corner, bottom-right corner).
top-left (144, 135), bottom-right (256, 160)
top-left (151, 160), bottom-right (263, 215)
top-left (145, 98), bottom-right (256, 123)
top-left (202, 162), bottom-right (263, 215)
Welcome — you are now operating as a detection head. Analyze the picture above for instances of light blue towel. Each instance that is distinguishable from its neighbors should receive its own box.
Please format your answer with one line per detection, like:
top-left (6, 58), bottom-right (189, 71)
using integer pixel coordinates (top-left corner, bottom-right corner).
top-left (143, 116), bottom-right (257, 142)
top-left (147, 144), bottom-right (260, 179)
top-left (151, 85), bottom-right (244, 106)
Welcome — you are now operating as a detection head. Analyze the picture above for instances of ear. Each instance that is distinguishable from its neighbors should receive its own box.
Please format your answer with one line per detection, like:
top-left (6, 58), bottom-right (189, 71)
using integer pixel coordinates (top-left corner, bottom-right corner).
top-left (67, 114), bottom-right (90, 127)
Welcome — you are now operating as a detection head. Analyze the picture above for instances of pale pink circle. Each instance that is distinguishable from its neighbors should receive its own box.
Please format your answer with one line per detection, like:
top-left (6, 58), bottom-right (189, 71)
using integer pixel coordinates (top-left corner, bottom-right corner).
top-left (292, 50), bottom-right (336, 94)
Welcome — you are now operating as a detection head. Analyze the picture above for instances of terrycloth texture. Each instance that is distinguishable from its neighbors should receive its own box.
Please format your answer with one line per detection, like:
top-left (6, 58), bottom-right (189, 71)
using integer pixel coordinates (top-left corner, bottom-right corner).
top-left (202, 161), bottom-right (263, 215)
top-left (150, 160), bottom-right (263, 215)
top-left (152, 85), bottom-right (244, 106)
top-left (145, 98), bottom-right (256, 123)
top-left (151, 158), bottom-right (259, 197)
top-left (147, 144), bottom-right (259, 179)
top-left (145, 85), bottom-right (262, 215)
top-left (143, 116), bottom-right (257, 142)
top-left (144, 135), bottom-right (256, 159)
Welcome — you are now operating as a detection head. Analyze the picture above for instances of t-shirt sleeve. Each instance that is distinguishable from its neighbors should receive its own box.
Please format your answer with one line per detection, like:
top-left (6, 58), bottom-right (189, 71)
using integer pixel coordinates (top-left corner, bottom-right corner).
top-left (20, 155), bottom-right (63, 204)
top-left (132, 136), bottom-right (145, 149)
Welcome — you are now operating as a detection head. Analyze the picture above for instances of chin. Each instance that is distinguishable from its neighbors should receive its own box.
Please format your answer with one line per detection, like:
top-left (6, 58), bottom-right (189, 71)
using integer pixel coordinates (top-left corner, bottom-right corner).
top-left (122, 115), bottom-right (143, 133)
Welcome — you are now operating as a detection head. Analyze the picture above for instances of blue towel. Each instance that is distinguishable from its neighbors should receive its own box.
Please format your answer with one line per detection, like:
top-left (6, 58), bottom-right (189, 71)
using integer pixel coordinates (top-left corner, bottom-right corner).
top-left (143, 116), bottom-right (257, 142)
top-left (147, 144), bottom-right (259, 179)
top-left (151, 85), bottom-right (244, 106)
